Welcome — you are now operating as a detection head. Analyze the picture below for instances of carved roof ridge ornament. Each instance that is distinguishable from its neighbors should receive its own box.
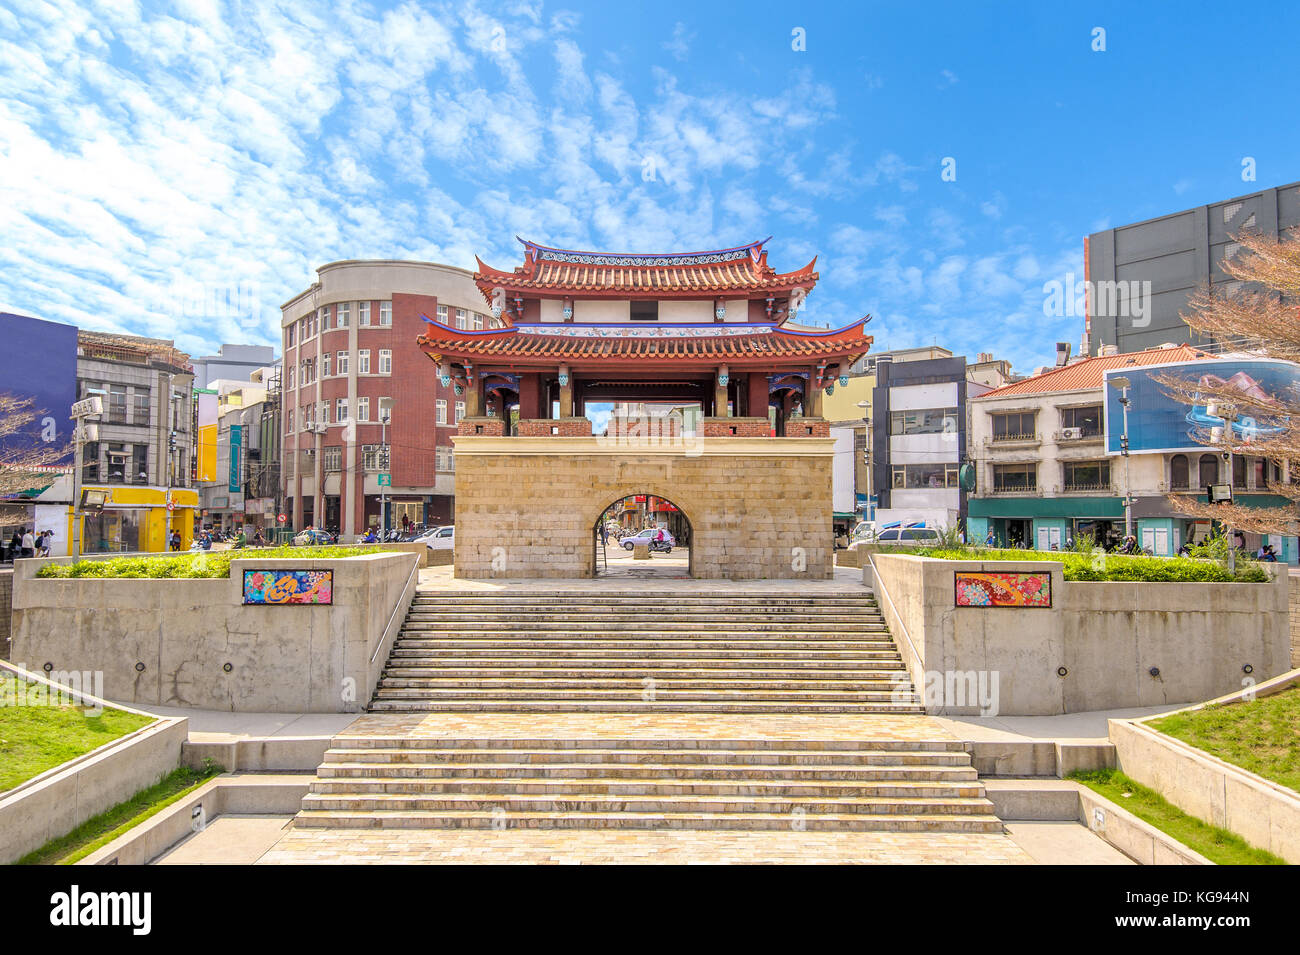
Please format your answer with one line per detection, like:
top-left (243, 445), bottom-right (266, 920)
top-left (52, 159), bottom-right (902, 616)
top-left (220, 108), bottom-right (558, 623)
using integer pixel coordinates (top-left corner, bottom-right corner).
top-left (517, 236), bottom-right (772, 268)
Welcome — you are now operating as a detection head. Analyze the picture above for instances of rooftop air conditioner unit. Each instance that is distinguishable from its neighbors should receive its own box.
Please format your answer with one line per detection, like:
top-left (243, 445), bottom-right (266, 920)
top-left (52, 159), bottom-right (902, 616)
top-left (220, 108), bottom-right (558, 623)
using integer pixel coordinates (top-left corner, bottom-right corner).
top-left (1061, 427), bottom-right (1082, 440)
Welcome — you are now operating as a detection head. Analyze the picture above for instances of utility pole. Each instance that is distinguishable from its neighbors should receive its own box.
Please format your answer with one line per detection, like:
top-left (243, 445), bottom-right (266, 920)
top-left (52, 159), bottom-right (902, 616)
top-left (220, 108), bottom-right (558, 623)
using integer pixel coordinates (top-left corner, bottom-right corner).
top-left (1109, 376), bottom-right (1133, 538)
top-left (69, 393), bottom-right (104, 558)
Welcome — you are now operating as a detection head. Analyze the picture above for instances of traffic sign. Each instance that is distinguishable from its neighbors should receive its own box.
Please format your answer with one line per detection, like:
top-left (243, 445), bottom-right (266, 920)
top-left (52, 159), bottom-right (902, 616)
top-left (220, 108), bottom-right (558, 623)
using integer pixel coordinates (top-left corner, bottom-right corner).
top-left (166, 498), bottom-right (175, 512)
top-left (276, 513), bottom-right (287, 524)
top-left (377, 473), bottom-right (391, 487)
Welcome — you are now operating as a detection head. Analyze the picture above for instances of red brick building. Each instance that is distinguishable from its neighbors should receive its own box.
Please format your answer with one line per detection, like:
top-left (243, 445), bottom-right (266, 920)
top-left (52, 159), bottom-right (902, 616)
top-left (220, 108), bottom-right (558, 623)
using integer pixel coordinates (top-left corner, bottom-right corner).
top-left (279, 260), bottom-right (491, 539)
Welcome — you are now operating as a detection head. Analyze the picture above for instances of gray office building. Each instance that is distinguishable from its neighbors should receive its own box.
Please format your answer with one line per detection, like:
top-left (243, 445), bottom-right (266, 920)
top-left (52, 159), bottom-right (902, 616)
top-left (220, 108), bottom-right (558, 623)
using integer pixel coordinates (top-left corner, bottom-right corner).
top-left (1086, 181), bottom-right (1300, 354)
top-left (189, 343), bottom-right (277, 390)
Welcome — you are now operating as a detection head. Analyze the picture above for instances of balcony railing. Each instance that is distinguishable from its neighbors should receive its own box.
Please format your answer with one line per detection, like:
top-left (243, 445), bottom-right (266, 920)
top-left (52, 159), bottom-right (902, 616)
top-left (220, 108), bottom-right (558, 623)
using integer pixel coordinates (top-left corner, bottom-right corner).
top-left (1062, 481), bottom-right (1112, 493)
top-left (990, 432), bottom-right (1037, 442)
top-left (988, 484), bottom-right (1039, 495)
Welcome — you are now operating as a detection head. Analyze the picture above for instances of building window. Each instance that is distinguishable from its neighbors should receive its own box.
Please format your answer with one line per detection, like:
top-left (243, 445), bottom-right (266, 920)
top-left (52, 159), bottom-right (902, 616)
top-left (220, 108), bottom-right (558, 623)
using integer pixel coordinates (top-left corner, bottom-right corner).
top-left (630, 301), bottom-right (659, 321)
top-left (378, 349), bottom-right (392, 374)
top-left (992, 463), bottom-right (1036, 491)
top-left (362, 444), bottom-right (389, 471)
top-left (287, 367), bottom-right (295, 389)
top-left (82, 442), bottom-right (100, 482)
top-left (471, 311), bottom-right (483, 331)
top-left (358, 349), bottom-right (370, 374)
top-left (286, 325), bottom-right (296, 347)
top-left (1199, 453), bottom-right (1220, 488)
top-left (991, 412), bottom-right (1036, 441)
top-left (323, 446), bottom-right (341, 472)
top-left (336, 398), bottom-right (348, 423)
top-left (890, 463), bottom-right (960, 490)
top-left (1170, 454), bottom-right (1190, 490)
top-left (436, 305), bottom-right (448, 323)
top-left (1233, 454), bottom-right (1247, 489)
top-left (303, 403), bottom-right (314, 428)
top-left (131, 389), bottom-right (150, 425)
top-left (321, 353), bottom-right (331, 377)
top-left (436, 446), bottom-right (454, 471)
top-left (108, 385), bottom-right (127, 423)
top-left (436, 399), bottom-right (447, 425)
top-left (357, 396), bottom-right (369, 422)
top-left (379, 301), bottom-right (392, 326)
top-left (1060, 405), bottom-right (1102, 436)
top-left (890, 407), bottom-right (959, 436)
top-left (337, 351), bottom-right (349, 375)
top-left (455, 308), bottom-right (467, 330)
top-left (319, 401), bottom-right (330, 425)
top-left (358, 302), bottom-right (370, 326)
top-left (455, 401), bottom-right (465, 423)
top-left (286, 409), bottom-right (294, 433)
top-left (1062, 460), bottom-right (1110, 492)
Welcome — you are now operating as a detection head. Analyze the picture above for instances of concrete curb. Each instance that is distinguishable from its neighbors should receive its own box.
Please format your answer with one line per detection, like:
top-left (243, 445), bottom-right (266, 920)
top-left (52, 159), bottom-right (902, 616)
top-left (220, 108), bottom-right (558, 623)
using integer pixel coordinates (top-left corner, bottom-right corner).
top-left (983, 778), bottom-right (1211, 865)
top-left (78, 774), bottom-right (312, 866)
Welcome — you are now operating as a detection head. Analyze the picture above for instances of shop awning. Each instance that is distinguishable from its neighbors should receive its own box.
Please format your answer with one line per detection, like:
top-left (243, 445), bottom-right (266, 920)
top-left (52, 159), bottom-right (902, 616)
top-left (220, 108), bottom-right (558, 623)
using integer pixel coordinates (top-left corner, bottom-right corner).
top-left (968, 496), bottom-right (1124, 519)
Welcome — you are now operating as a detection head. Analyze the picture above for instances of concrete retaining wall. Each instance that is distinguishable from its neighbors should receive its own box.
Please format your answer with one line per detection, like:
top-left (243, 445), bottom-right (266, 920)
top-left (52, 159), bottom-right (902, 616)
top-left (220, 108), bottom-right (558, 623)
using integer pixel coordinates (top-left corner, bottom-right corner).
top-left (0, 567), bottom-right (10, 660)
top-left (11, 551), bottom-right (419, 712)
top-left (1289, 573), bottom-right (1300, 667)
top-left (869, 553), bottom-right (1290, 716)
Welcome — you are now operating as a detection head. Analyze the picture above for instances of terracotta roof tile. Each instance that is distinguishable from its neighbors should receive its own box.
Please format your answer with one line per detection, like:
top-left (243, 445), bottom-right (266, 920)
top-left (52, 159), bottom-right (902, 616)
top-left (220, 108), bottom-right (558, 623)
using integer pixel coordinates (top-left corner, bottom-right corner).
top-left (977, 345), bottom-right (1215, 398)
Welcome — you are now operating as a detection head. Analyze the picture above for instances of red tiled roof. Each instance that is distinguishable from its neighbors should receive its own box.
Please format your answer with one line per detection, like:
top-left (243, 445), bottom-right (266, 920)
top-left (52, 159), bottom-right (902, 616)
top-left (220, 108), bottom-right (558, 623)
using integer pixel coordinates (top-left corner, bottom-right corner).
top-left (977, 345), bottom-right (1216, 398)
top-left (474, 237), bottom-right (818, 299)
top-left (417, 319), bottom-right (872, 368)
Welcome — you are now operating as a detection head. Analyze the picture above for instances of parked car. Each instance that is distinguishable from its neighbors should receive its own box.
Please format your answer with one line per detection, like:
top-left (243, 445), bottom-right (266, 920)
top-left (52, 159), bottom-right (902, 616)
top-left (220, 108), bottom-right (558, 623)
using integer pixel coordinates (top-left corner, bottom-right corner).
top-left (621, 529), bottom-right (675, 553)
top-left (424, 525), bottom-right (455, 551)
top-left (292, 529), bottom-right (335, 546)
top-left (871, 527), bottom-right (942, 548)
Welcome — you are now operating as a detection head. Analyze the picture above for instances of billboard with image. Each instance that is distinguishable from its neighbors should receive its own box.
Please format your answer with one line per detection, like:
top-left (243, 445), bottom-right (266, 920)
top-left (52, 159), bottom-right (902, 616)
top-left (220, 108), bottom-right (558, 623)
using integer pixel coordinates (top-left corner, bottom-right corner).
top-left (1103, 358), bottom-right (1300, 455)
top-left (0, 312), bottom-right (78, 469)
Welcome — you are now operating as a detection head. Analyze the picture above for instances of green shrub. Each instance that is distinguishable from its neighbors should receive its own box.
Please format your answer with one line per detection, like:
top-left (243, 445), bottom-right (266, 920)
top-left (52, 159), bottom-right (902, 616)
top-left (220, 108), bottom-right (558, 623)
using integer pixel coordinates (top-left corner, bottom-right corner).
top-left (926, 546), bottom-right (1265, 583)
top-left (35, 545), bottom-right (384, 579)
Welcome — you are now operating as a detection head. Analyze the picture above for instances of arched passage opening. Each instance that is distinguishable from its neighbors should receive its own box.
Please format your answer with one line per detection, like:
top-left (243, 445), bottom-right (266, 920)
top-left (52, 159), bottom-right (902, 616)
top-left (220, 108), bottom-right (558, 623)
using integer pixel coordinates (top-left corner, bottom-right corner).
top-left (593, 493), bottom-right (694, 579)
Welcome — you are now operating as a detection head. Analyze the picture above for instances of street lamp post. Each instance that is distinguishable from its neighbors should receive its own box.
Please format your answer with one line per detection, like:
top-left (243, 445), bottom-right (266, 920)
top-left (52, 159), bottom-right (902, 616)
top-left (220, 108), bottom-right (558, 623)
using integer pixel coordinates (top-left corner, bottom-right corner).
top-left (69, 393), bottom-right (104, 558)
top-left (1108, 376), bottom-right (1133, 539)
top-left (1206, 401), bottom-right (1238, 575)
top-left (856, 399), bottom-right (871, 523)
top-left (379, 398), bottom-right (394, 537)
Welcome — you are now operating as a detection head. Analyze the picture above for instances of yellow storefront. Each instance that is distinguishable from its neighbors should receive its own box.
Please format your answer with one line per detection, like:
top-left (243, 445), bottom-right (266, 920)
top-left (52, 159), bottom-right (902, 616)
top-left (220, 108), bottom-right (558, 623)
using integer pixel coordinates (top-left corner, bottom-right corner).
top-left (68, 486), bottom-right (198, 555)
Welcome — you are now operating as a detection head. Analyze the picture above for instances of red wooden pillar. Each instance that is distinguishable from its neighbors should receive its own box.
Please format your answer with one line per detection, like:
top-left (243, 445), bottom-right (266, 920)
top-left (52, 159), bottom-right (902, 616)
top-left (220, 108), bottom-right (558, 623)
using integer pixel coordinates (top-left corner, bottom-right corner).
top-left (747, 373), bottom-right (768, 419)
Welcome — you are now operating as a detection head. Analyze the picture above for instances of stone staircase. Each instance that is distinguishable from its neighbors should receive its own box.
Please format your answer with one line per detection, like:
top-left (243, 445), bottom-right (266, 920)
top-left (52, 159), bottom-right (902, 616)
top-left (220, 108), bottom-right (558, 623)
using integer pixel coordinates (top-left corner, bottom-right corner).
top-left (293, 589), bottom-right (1002, 834)
top-left (369, 591), bottom-right (925, 714)
top-left (294, 736), bottom-right (1002, 832)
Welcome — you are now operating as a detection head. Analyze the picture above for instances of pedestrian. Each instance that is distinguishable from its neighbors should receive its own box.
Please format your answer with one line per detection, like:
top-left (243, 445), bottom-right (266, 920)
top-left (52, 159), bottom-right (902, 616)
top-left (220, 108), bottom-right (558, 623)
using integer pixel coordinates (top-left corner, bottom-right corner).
top-left (37, 530), bottom-right (51, 557)
top-left (19, 527), bottom-right (34, 558)
top-left (984, 529), bottom-right (996, 547)
top-left (8, 529), bottom-right (20, 561)
top-left (599, 522), bottom-right (608, 547)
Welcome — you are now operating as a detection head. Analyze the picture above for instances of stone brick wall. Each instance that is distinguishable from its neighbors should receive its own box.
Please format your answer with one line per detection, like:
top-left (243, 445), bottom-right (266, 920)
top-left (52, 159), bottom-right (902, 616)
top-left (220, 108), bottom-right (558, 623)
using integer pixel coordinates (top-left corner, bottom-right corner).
top-left (0, 568), bottom-right (10, 660)
top-left (516, 417), bottom-right (593, 437)
top-left (607, 416), bottom-right (681, 438)
top-left (458, 417), bottom-right (505, 436)
top-left (451, 437), bottom-right (834, 580)
top-left (1290, 573), bottom-right (1300, 668)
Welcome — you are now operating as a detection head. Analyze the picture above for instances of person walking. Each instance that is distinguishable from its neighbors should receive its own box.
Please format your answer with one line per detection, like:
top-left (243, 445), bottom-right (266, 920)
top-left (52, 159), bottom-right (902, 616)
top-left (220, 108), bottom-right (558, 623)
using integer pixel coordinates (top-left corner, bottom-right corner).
top-left (36, 530), bottom-right (51, 557)
top-left (19, 528), bottom-right (34, 558)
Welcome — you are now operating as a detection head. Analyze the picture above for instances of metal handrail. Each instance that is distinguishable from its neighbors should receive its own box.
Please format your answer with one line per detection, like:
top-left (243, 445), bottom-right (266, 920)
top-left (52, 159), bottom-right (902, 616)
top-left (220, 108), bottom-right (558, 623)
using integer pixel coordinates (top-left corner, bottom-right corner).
top-left (370, 553), bottom-right (422, 665)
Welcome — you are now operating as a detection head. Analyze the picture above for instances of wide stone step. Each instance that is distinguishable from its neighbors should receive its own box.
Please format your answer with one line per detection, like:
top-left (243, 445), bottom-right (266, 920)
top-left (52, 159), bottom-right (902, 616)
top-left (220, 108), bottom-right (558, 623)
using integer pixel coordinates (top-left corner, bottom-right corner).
top-left (309, 777), bottom-right (985, 798)
top-left (397, 631), bottom-right (892, 643)
top-left (380, 667), bottom-right (909, 682)
top-left (371, 686), bottom-right (912, 700)
top-left (403, 613), bottom-right (886, 624)
top-left (292, 809), bottom-right (1002, 833)
top-left (326, 738), bottom-right (967, 753)
top-left (400, 622), bottom-right (887, 633)
top-left (366, 701), bottom-right (925, 713)
top-left (377, 678), bottom-right (913, 692)
top-left (386, 657), bottom-right (904, 671)
top-left (316, 761), bottom-right (979, 780)
top-left (411, 595), bottom-right (877, 606)
top-left (390, 646), bottom-right (902, 659)
top-left (299, 791), bottom-right (995, 815)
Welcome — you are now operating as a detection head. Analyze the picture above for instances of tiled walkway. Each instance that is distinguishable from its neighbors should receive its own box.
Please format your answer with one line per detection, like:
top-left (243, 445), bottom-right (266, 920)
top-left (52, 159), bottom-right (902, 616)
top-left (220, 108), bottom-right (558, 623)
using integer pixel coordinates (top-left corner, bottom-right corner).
top-left (258, 827), bottom-right (1036, 864)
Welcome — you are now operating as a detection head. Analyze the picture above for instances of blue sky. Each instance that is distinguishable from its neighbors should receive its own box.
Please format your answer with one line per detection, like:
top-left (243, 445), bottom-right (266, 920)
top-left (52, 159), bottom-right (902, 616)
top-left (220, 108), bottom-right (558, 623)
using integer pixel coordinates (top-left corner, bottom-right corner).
top-left (2, 0), bottom-right (1298, 375)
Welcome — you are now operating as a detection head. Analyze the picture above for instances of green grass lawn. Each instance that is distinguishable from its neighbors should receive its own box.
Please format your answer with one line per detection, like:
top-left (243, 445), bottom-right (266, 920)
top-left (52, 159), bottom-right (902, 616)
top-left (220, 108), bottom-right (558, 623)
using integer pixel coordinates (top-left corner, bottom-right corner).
top-left (1149, 687), bottom-right (1300, 793)
top-left (17, 765), bottom-right (222, 865)
top-left (0, 678), bottom-right (155, 792)
top-left (1070, 769), bottom-right (1286, 865)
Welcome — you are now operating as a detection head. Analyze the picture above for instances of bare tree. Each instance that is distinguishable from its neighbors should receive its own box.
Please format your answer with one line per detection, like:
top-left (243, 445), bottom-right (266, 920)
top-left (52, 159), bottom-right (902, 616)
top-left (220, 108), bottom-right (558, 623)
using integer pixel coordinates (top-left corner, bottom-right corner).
top-left (1155, 228), bottom-right (1300, 535)
top-left (0, 394), bottom-right (71, 499)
